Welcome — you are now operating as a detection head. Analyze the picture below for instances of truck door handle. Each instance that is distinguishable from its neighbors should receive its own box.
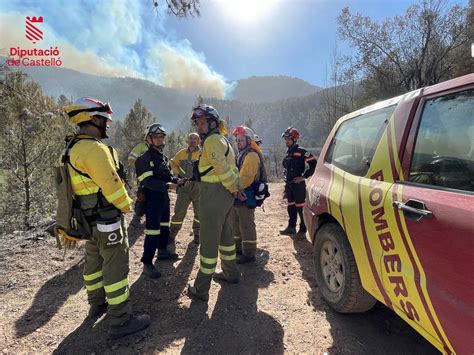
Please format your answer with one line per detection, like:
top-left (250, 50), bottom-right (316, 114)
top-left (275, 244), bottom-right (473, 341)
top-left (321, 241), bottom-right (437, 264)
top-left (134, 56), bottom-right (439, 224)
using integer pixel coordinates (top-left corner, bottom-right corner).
top-left (393, 199), bottom-right (433, 221)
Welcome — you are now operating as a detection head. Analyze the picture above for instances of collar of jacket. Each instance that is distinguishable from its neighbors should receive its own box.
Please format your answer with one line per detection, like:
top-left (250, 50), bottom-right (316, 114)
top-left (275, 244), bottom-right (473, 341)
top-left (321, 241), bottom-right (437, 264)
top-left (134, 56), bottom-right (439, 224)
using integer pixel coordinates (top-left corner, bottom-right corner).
top-left (202, 128), bottom-right (220, 141)
top-left (237, 144), bottom-right (253, 158)
top-left (76, 128), bottom-right (101, 141)
top-left (187, 146), bottom-right (201, 153)
top-left (236, 145), bottom-right (253, 169)
top-left (287, 143), bottom-right (299, 154)
top-left (148, 146), bottom-right (164, 157)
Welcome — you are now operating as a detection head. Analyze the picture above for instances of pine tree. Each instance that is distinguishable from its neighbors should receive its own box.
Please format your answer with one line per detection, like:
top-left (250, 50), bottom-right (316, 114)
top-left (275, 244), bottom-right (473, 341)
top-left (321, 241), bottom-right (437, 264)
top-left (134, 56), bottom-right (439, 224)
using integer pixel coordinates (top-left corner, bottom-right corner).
top-left (117, 99), bottom-right (156, 160)
top-left (0, 67), bottom-right (70, 230)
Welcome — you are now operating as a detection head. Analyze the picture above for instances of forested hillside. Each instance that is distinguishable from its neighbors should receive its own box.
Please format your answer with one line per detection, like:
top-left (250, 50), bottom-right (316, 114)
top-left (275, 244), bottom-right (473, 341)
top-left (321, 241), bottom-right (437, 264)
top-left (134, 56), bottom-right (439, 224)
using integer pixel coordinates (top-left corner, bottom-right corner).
top-left (230, 76), bottom-right (321, 103)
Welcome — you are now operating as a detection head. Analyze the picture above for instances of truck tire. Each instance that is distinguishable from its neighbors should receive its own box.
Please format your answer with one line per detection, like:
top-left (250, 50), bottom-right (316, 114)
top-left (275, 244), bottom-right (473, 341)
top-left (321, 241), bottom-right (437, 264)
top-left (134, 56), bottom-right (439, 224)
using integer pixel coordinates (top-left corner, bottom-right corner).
top-left (314, 223), bottom-right (376, 313)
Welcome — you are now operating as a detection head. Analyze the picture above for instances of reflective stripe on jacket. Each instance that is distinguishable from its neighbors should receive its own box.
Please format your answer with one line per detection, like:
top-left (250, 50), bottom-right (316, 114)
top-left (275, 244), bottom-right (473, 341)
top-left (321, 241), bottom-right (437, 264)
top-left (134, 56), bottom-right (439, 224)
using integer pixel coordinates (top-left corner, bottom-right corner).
top-left (282, 144), bottom-right (317, 182)
top-left (135, 147), bottom-right (175, 192)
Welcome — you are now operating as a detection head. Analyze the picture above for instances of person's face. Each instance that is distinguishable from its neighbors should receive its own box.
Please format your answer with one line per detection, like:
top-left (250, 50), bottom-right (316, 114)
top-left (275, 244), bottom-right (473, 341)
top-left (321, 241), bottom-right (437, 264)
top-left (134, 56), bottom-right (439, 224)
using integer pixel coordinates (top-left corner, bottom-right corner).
top-left (92, 115), bottom-right (109, 138)
top-left (235, 135), bottom-right (248, 151)
top-left (188, 134), bottom-right (200, 148)
top-left (194, 117), bottom-right (209, 136)
top-left (148, 133), bottom-right (165, 148)
top-left (284, 136), bottom-right (295, 148)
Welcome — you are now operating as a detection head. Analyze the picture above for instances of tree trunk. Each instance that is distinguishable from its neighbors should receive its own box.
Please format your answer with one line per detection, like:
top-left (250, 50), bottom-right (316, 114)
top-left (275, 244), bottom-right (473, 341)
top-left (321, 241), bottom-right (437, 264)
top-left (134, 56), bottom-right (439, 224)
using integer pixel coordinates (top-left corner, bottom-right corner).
top-left (19, 111), bottom-right (30, 228)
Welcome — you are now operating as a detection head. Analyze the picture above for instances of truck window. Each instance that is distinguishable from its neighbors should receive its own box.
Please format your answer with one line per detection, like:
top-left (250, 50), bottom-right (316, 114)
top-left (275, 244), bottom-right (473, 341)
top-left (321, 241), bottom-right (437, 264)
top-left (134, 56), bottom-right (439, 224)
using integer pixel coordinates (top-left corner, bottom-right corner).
top-left (409, 89), bottom-right (474, 193)
top-left (325, 105), bottom-right (396, 176)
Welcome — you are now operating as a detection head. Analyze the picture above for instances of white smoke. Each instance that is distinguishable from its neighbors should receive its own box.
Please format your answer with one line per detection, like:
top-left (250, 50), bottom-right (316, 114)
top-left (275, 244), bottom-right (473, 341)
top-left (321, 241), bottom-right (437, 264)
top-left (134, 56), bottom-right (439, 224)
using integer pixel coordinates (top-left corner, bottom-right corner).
top-left (147, 42), bottom-right (228, 99)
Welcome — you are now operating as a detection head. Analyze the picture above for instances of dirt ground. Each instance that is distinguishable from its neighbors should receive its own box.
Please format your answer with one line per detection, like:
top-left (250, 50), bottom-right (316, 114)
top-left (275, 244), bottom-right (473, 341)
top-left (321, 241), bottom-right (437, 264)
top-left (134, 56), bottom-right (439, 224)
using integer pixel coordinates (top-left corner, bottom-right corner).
top-left (0, 182), bottom-right (438, 354)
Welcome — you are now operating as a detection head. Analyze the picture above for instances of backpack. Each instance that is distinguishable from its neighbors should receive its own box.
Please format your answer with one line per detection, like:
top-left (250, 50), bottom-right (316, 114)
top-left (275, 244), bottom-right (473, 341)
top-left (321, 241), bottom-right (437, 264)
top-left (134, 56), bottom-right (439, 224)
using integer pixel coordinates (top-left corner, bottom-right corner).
top-left (54, 135), bottom-right (94, 241)
top-left (253, 151), bottom-right (270, 207)
top-left (238, 148), bottom-right (270, 208)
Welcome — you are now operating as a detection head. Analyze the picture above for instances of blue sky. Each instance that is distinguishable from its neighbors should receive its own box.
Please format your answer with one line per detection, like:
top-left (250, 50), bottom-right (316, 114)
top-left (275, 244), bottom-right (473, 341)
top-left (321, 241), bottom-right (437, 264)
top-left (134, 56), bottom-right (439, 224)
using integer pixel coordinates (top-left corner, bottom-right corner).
top-left (0, 0), bottom-right (468, 96)
top-left (164, 0), bottom-right (427, 86)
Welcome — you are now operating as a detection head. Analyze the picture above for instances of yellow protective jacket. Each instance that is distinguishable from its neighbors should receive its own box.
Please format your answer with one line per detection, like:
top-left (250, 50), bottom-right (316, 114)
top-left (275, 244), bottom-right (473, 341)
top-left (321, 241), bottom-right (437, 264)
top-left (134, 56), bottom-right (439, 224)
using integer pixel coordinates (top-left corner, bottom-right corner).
top-left (68, 133), bottom-right (132, 213)
top-left (199, 132), bottom-right (240, 193)
top-left (170, 147), bottom-right (201, 178)
top-left (238, 151), bottom-right (260, 189)
top-left (127, 142), bottom-right (148, 167)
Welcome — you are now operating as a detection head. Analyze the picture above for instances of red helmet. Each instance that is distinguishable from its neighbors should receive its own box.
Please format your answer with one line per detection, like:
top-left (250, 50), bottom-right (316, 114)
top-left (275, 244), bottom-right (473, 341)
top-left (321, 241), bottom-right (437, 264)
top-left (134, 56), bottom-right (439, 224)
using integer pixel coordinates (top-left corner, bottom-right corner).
top-left (232, 126), bottom-right (255, 140)
top-left (282, 126), bottom-right (300, 139)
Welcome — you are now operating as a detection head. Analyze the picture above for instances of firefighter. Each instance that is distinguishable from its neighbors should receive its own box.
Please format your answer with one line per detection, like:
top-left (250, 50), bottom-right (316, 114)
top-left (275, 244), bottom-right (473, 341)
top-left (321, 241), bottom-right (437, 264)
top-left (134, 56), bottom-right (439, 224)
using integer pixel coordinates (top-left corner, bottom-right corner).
top-left (230, 126), bottom-right (264, 264)
top-left (187, 104), bottom-right (244, 301)
top-left (135, 123), bottom-right (180, 279)
top-left (127, 134), bottom-right (148, 227)
top-left (63, 97), bottom-right (150, 339)
top-left (280, 127), bottom-right (317, 237)
top-left (169, 132), bottom-right (201, 247)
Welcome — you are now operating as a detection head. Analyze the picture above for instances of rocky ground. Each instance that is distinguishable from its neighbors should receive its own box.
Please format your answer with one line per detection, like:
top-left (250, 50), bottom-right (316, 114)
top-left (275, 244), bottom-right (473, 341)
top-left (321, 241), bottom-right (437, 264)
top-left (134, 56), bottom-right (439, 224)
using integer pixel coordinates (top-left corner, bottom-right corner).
top-left (0, 183), bottom-right (438, 354)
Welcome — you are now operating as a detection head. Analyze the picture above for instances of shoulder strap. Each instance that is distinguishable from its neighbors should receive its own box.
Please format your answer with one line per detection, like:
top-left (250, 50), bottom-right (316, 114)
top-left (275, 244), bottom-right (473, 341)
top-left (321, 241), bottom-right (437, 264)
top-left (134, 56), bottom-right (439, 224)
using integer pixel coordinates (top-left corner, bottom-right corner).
top-left (222, 136), bottom-right (230, 157)
top-left (199, 135), bottom-right (231, 178)
top-left (107, 146), bottom-right (119, 168)
top-left (255, 150), bottom-right (267, 183)
top-left (62, 135), bottom-right (96, 179)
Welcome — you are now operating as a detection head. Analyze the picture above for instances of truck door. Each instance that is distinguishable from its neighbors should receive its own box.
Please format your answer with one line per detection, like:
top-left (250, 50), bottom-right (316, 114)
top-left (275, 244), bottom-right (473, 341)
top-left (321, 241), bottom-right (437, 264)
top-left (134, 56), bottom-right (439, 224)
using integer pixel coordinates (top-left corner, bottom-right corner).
top-left (388, 87), bottom-right (474, 354)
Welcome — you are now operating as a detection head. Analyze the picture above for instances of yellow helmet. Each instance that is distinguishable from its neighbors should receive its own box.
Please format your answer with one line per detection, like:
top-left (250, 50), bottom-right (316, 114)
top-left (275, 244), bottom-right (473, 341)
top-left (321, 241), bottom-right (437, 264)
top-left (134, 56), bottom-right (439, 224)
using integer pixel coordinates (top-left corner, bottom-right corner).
top-left (64, 97), bottom-right (113, 125)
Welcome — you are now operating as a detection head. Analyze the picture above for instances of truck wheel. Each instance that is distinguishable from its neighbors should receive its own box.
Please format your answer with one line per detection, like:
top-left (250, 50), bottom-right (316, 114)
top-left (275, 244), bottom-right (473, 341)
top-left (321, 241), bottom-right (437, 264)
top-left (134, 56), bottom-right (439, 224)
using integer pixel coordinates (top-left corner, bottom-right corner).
top-left (314, 223), bottom-right (376, 313)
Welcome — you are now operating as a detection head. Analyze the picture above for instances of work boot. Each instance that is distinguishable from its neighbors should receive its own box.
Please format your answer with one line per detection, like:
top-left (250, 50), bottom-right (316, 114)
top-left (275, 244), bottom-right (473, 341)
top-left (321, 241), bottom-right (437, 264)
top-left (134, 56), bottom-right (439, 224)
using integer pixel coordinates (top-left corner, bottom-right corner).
top-left (237, 254), bottom-right (256, 264)
top-left (130, 215), bottom-right (142, 228)
top-left (213, 271), bottom-right (239, 283)
top-left (187, 283), bottom-right (209, 302)
top-left (142, 263), bottom-right (161, 279)
top-left (279, 226), bottom-right (296, 235)
top-left (296, 226), bottom-right (307, 238)
top-left (108, 314), bottom-right (151, 340)
top-left (87, 302), bottom-right (107, 319)
top-left (167, 240), bottom-right (177, 254)
top-left (157, 249), bottom-right (179, 260)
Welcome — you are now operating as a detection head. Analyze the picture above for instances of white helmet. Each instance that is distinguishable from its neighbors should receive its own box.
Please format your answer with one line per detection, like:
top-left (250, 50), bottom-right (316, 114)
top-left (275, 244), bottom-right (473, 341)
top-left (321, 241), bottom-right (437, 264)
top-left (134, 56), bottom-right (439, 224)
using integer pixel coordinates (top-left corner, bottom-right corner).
top-left (65, 96), bottom-right (112, 125)
top-left (144, 123), bottom-right (166, 139)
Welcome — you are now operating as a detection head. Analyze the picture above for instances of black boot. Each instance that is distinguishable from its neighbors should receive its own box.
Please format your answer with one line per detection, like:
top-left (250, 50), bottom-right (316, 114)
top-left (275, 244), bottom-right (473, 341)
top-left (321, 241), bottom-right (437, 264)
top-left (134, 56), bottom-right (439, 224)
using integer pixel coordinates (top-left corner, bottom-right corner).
top-left (187, 283), bottom-right (209, 301)
top-left (143, 263), bottom-right (161, 279)
top-left (279, 226), bottom-right (296, 235)
top-left (296, 225), bottom-right (307, 237)
top-left (130, 215), bottom-right (142, 228)
top-left (108, 314), bottom-right (151, 340)
top-left (193, 232), bottom-right (200, 245)
top-left (87, 302), bottom-right (107, 319)
top-left (167, 239), bottom-right (176, 254)
top-left (213, 271), bottom-right (240, 283)
top-left (157, 249), bottom-right (179, 260)
top-left (237, 254), bottom-right (256, 264)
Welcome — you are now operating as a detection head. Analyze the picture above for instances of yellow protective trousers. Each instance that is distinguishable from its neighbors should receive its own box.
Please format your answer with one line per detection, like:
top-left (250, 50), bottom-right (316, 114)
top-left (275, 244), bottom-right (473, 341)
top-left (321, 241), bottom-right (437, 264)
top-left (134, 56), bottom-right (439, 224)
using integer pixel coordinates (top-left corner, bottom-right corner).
top-left (83, 216), bottom-right (131, 326)
top-left (193, 182), bottom-right (240, 295)
top-left (170, 182), bottom-right (200, 239)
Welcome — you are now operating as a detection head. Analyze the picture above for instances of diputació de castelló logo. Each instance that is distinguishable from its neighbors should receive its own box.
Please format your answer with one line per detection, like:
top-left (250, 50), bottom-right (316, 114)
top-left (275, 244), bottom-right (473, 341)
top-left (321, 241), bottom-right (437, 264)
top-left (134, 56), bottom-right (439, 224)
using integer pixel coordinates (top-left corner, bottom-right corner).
top-left (7, 16), bottom-right (63, 67)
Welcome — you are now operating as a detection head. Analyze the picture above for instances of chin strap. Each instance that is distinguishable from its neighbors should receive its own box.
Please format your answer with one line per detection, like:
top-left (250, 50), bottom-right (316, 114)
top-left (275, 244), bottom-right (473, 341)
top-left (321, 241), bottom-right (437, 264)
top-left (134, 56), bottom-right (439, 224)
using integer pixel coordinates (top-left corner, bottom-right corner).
top-left (89, 120), bottom-right (109, 139)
